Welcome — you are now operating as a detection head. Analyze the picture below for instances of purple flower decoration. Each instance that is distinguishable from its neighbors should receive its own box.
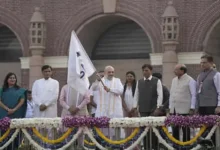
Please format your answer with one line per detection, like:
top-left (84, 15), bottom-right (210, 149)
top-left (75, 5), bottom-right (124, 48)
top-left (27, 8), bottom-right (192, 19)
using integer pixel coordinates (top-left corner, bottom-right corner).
top-left (0, 117), bottom-right (11, 130)
top-left (165, 115), bottom-right (220, 127)
top-left (62, 116), bottom-right (110, 128)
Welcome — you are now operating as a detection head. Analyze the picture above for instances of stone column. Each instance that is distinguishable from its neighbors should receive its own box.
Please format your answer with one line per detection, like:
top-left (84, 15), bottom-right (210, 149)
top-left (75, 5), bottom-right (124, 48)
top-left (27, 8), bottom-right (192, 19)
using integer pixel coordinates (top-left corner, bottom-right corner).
top-left (161, 1), bottom-right (179, 88)
top-left (162, 42), bottom-right (178, 88)
top-left (29, 7), bottom-right (46, 88)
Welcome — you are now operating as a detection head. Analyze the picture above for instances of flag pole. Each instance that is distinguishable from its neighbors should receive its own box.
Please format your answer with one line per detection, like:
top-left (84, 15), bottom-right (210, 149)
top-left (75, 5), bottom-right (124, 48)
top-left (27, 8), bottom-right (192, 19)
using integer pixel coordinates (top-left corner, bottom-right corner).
top-left (96, 74), bottom-right (105, 87)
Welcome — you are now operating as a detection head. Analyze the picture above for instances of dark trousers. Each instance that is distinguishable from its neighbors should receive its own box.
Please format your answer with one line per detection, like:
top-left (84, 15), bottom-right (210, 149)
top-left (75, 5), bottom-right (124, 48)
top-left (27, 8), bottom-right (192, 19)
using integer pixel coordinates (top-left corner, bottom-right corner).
top-left (140, 112), bottom-right (158, 150)
top-left (199, 106), bottom-right (216, 146)
top-left (173, 126), bottom-right (190, 141)
top-left (172, 122), bottom-right (190, 150)
top-left (172, 114), bottom-right (190, 142)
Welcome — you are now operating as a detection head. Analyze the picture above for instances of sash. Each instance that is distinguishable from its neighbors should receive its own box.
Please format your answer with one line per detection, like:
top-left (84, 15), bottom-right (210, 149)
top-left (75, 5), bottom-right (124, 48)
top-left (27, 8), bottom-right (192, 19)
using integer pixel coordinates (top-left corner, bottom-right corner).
top-left (99, 78), bottom-right (116, 117)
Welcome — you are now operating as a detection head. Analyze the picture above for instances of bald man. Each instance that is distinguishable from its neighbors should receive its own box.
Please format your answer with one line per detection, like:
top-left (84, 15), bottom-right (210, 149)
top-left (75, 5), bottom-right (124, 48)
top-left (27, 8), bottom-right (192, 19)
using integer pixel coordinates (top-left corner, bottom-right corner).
top-left (92, 66), bottom-right (124, 139)
top-left (93, 66), bottom-right (123, 118)
top-left (169, 64), bottom-right (197, 144)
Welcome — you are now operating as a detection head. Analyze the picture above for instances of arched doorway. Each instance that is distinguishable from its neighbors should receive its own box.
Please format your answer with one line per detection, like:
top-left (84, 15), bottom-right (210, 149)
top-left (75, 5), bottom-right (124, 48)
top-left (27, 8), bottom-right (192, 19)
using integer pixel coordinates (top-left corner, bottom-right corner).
top-left (77, 15), bottom-right (152, 82)
top-left (0, 25), bottom-right (22, 86)
top-left (204, 19), bottom-right (220, 70)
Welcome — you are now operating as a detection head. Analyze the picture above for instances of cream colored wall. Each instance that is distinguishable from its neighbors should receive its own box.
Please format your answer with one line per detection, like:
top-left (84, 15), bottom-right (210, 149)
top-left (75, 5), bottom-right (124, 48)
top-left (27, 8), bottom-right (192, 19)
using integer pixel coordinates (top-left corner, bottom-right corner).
top-left (0, 63), bottom-right (21, 86)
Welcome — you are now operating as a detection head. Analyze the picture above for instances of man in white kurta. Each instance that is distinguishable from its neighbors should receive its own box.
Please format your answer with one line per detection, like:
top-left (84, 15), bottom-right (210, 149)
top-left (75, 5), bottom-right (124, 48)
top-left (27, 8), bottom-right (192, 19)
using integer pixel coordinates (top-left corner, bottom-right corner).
top-left (59, 84), bottom-right (90, 150)
top-left (92, 66), bottom-right (124, 139)
top-left (93, 66), bottom-right (123, 118)
top-left (32, 65), bottom-right (59, 118)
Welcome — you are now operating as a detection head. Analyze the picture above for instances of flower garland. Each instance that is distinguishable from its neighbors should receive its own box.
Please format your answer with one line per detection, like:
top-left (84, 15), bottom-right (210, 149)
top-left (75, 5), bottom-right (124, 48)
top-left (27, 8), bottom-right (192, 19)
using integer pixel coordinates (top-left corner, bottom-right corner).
top-left (162, 125), bottom-right (206, 146)
top-left (0, 129), bottom-right (20, 150)
top-left (93, 127), bottom-right (146, 149)
top-left (31, 128), bottom-right (78, 149)
top-left (165, 115), bottom-right (220, 127)
top-left (0, 117), bottom-right (10, 131)
top-left (83, 127), bottom-right (108, 150)
top-left (84, 139), bottom-right (96, 149)
top-left (84, 139), bottom-right (95, 146)
top-left (62, 116), bottom-right (110, 128)
top-left (124, 127), bottom-right (149, 150)
top-left (0, 129), bottom-right (10, 143)
top-left (7, 116), bottom-right (220, 129)
top-left (152, 127), bottom-right (175, 150)
top-left (10, 118), bottom-right (62, 129)
top-left (153, 126), bottom-right (217, 150)
top-left (0, 116), bottom-right (218, 150)
top-left (94, 127), bottom-right (139, 145)
top-left (159, 128), bottom-right (198, 149)
top-left (191, 125), bottom-right (217, 150)
top-left (32, 127), bottom-right (74, 144)
top-left (22, 127), bottom-right (82, 150)
top-left (109, 117), bottom-right (166, 128)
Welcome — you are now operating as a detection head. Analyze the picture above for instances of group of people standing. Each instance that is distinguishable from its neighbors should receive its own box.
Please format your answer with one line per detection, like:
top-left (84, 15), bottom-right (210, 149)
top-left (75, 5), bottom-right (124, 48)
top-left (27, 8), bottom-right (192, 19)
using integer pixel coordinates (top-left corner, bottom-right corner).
top-left (0, 54), bottom-right (219, 150)
top-left (89, 54), bottom-right (220, 150)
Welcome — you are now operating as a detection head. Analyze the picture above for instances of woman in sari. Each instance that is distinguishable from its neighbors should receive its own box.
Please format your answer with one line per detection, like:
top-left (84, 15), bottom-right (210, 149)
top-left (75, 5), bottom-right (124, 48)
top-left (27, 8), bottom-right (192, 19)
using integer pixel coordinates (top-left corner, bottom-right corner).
top-left (0, 72), bottom-right (27, 119)
top-left (0, 72), bottom-right (27, 150)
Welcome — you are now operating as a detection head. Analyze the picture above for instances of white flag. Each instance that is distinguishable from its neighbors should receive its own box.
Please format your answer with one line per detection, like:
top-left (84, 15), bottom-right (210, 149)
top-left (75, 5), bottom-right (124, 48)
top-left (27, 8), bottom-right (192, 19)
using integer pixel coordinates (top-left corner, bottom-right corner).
top-left (67, 31), bottom-right (96, 95)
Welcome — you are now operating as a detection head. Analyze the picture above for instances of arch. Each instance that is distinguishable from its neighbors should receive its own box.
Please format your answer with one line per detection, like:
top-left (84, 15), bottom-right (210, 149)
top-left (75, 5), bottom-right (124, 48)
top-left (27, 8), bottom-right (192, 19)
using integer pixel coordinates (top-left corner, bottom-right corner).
top-left (91, 20), bottom-right (152, 59)
top-left (55, 1), bottom-right (162, 55)
top-left (187, 1), bottom-right (220, 52)
top-left (0, 6), bottom-right (29, 56)
top-left (203, 18), bottom-right (220, 51)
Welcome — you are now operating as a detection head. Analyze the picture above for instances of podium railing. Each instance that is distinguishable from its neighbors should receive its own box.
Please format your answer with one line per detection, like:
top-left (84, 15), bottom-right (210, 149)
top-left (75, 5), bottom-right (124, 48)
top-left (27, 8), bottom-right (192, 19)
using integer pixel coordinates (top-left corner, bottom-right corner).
top-left (0, 116), bottom-right (219, 150)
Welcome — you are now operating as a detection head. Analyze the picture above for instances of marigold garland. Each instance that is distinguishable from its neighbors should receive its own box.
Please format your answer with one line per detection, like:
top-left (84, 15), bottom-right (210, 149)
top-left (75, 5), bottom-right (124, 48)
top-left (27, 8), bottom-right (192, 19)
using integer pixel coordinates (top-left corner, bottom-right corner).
top-left (94, 127), bottom-right (139, 145)
top-left (0, 129), bottom-right (10, 142)
top-left (162, 125), bottom-right (206, 146)
top-left (84, 139), bottom-right (95, 146)
top-left (32, 128), bottom-right (74, 144)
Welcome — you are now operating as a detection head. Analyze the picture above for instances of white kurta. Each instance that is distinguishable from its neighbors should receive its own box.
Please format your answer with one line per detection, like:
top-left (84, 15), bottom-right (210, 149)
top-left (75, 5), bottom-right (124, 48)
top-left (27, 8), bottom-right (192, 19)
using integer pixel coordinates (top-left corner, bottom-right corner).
top-left (90, 91), bottom-right (97, 115)
top-left (89, 82), bottom-right (99, 115)
top-left (95, 77), bottom-right (124, 118)
top-left (124, 87), bottom-right (137, 111)
top-left (32, 78), bottom-right (59, 118)
top-left (25, 100), bottom-right (35, 118)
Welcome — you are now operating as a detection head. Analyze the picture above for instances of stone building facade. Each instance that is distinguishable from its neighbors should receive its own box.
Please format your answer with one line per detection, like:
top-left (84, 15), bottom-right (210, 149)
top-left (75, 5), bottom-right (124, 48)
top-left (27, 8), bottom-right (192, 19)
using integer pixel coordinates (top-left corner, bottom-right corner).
top-left (0, 0), bottom-right (220, 91)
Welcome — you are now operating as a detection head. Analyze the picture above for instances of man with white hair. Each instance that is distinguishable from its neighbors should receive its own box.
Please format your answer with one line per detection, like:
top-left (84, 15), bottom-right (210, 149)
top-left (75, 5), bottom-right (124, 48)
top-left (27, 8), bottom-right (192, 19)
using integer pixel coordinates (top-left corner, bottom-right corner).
top-left (92, 66), bottom-right (124, 140)
top-left (169, 64), bottom-right (197, 146)
top-left (93, 66), bottom-right (123, 118)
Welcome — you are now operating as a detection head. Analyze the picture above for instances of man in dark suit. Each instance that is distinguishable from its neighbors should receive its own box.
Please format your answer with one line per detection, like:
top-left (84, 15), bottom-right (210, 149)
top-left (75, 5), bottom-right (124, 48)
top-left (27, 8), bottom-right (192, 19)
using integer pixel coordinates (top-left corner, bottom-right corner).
top-left (135, 64), bottom-right (163, 150)
top-left (152, 73), bottom-right (170, 116)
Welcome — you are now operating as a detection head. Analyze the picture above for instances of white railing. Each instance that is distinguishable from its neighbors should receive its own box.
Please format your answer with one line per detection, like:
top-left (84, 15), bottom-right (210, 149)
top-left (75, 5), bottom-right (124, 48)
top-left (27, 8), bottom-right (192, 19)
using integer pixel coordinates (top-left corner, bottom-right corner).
top-left (0, 116), bottom-right (219, 150)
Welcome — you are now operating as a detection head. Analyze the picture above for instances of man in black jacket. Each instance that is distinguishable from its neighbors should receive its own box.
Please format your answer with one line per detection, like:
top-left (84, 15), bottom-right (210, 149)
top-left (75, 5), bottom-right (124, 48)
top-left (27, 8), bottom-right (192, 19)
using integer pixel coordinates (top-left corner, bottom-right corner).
top-left (152, 73), bottom-right (170, 116)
